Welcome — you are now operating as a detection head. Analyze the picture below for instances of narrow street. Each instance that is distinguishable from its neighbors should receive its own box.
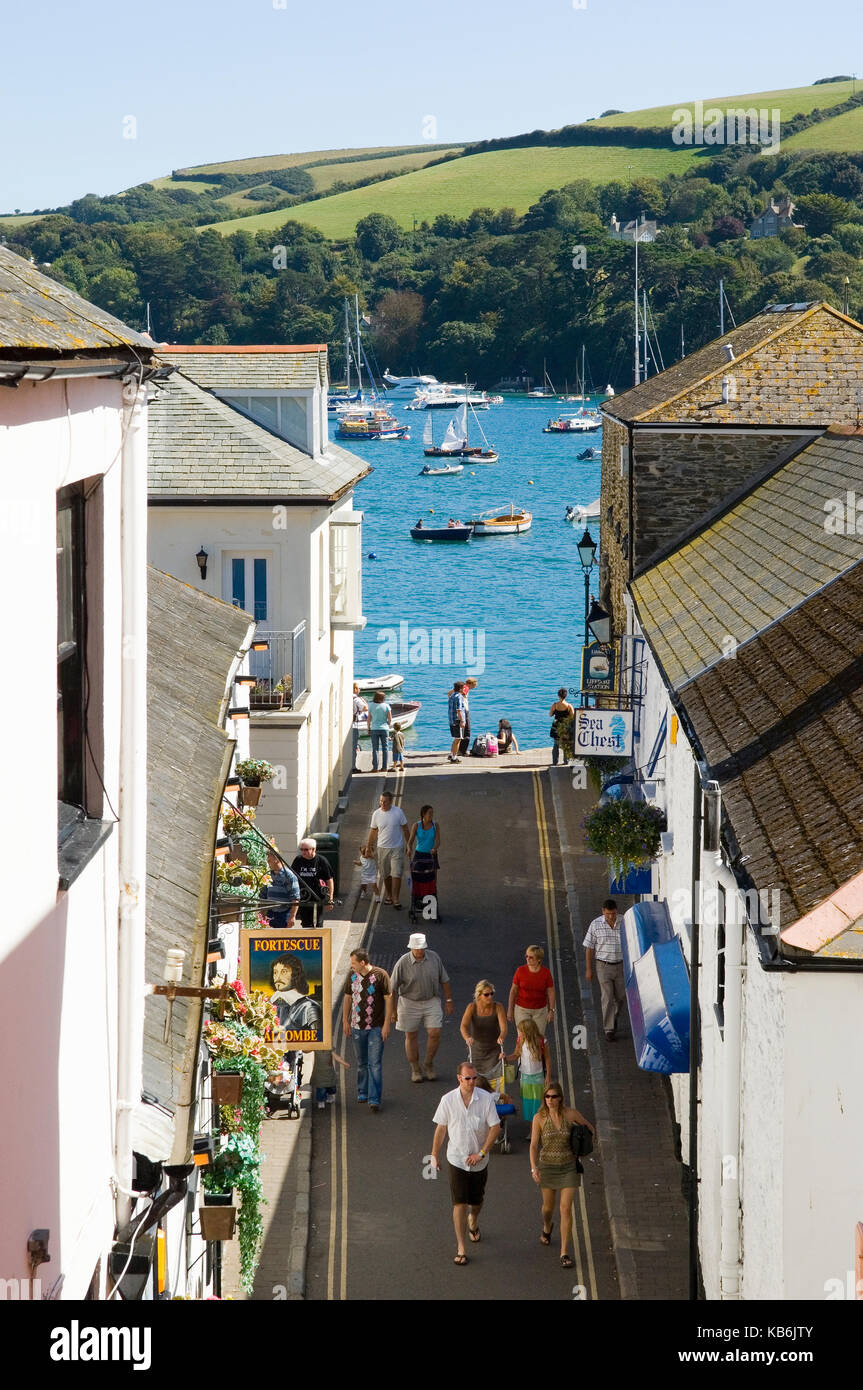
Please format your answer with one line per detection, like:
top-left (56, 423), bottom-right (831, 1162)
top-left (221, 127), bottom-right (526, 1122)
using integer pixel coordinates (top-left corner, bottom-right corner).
top-left (305, 754), bottom-right (619, 1302)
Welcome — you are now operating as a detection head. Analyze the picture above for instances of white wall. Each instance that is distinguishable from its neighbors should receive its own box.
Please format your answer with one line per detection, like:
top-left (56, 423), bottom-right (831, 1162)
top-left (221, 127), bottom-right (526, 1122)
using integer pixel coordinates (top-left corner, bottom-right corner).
top-left (0, 375), bottom-right (130, 1298)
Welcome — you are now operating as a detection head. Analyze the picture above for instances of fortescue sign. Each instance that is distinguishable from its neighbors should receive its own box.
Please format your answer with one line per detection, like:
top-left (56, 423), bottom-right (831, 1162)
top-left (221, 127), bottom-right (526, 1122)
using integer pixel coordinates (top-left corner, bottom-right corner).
top-left (575, 708), bottom-right (633, 756)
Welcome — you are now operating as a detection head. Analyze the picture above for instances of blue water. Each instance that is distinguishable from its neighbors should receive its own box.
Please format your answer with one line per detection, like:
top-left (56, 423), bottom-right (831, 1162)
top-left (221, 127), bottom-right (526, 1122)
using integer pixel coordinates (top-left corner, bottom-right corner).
top-left (340, 396), bottom-right (603, 751)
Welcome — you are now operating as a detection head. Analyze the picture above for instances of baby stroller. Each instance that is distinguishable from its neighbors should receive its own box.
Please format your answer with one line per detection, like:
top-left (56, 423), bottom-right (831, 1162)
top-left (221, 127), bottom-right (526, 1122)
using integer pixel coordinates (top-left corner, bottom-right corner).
top-left (408, 851), bottom-right (441, 923)
top-left (264, 1050), bottom-right (303, 1119)
top-left (489, 1051), bottom-right (517, 1153)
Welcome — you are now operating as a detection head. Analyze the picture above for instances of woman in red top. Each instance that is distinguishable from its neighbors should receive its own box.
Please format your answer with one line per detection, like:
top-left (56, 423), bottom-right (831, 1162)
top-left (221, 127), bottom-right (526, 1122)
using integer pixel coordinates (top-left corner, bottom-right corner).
top-left (507, 945), bottom-right (555, 1036)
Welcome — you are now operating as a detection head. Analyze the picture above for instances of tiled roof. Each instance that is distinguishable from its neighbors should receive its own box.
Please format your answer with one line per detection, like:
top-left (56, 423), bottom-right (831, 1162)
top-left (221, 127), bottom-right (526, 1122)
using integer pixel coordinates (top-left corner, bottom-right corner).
top-left (630, 429), bottom-right (863, 691)
top-left (679, 558), bottom-right (863, 935)
top-left (602, 302), bottom-right (858, 423)
top-left (148, 370), bottom-right (370, 500)
top-left (145, 567), bottom-right (254, 1123)
top-left (0, 244), bottom-right (153, 353)
top-left (162, 344), bottom-right (327, 389)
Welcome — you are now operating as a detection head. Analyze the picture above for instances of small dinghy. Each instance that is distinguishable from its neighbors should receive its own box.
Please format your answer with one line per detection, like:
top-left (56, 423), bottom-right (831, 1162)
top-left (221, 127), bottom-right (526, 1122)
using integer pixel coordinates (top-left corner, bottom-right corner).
top-left (410, 520), bottom-right (473, 542)
top-left (419, 462), bottom-right (464, 476)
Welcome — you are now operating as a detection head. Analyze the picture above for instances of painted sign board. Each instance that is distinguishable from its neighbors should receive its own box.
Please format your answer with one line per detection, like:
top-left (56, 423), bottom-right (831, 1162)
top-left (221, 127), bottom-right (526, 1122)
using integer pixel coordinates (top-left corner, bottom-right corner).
top-left (240, 927), bottom-right (332, 1050)
top-left (574, 708), bottom-right (633, 756)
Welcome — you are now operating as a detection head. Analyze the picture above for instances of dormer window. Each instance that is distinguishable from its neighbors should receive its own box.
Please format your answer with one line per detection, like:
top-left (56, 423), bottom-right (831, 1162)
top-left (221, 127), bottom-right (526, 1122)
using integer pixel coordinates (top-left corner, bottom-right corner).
top-left (217, 391), bottom-right (312, 453)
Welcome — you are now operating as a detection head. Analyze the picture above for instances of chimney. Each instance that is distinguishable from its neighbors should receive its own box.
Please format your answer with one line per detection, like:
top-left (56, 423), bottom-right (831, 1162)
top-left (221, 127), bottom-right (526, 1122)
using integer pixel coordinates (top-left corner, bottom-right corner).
top-left (722, 344), bottom-right (735, 362)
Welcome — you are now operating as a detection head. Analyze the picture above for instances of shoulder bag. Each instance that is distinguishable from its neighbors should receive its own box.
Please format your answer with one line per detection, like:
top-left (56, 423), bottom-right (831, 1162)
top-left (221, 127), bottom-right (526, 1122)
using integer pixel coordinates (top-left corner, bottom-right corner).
top-left (569, 1121), bottom-right (595, 1157)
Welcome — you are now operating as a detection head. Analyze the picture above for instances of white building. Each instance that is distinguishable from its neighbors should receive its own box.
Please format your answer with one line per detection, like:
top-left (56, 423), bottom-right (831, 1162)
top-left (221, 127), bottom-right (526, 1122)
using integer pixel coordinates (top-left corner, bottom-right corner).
top-left (619, 427), bottom-right (863, 1299)
top-left (0, 246), bottom-right (155, 1298)
top-left (147, 347), bottom-right (368, 855)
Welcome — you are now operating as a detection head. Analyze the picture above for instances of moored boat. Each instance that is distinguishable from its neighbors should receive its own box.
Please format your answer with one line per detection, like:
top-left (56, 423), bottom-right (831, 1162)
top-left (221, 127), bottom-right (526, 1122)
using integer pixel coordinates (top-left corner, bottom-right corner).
top-left (470, 504), bottom-right (532, 536)
top-left (565, 498), bottom-right (601, 526)
top-left (355, 673), bottom-right (405, 696)
top-left (356, 699), bottom-right (422, 735)
top-left (577, 445), bottom-right (602, 461)
top-left (410, 520), bottom-right (473, 542)
top-left (543, 410), bottom-right (601, 434)
top-left (420, 462), bottom-right (464, 476)
top-left (336, 408), bottom-right (410, 440)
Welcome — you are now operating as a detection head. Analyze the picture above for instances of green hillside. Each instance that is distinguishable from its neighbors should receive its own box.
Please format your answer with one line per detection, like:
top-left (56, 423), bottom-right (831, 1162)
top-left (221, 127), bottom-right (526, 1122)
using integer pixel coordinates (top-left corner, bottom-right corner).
top-left (204, 144), bottom-right (702, 238)
top-left (593, 80), bottom-right (857, 128)
top-left (781, 102), bottom-right (863, 150)
top-left (173, 144), bottom-right (454, 178)
top-left (308, 148), bottom-right (462, 191)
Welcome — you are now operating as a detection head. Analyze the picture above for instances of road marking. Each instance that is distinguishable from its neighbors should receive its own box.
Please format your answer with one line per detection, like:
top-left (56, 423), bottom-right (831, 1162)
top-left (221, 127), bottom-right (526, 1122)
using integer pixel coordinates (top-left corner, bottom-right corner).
top-left (532, 771), bottom-right (598, 1301)
top-left (327, 1065), bottom-right (338, 1299)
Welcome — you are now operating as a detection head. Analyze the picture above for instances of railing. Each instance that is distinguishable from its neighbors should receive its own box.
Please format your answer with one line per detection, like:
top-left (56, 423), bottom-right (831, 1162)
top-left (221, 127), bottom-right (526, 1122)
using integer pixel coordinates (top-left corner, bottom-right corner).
top-left (249, 623), bottom-right (307, 709)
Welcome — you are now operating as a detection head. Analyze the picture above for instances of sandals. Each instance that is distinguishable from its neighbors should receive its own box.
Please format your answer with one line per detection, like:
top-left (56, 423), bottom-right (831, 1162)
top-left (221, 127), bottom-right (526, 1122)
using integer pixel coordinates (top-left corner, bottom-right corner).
top-left (468, 1225), bottom-right (481, 1243)
top-left (560, 1254), bottom-right (574, 1268)
top-left (540, 1224), bottom-right (553, 1246)
top-left (453, 1253), bottom-right (468, 1265)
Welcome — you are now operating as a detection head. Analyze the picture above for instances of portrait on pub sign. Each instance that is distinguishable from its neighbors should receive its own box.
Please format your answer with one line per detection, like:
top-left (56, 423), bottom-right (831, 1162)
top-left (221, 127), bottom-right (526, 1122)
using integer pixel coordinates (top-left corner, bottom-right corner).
top-left (240, 927), bottom-right (332, 1050)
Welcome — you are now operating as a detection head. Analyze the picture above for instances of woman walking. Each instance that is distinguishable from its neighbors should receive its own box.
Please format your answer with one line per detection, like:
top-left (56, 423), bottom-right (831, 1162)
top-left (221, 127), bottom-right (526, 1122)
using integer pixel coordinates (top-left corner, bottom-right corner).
top-left (369, 690), bottom-right (393, 772)
top-left (408, 804), bottom-right (440, 864)
top-left (507, 1017), bottom-right (549, 1123)
top-left (549, 688), bottom-right (575, 765)
top-left (530, 1082), bottom-right (595, 1268)
top-left (460, 981), bottom-right (508, 1079)
top-left (507, 945), bottom-right (555, 1035)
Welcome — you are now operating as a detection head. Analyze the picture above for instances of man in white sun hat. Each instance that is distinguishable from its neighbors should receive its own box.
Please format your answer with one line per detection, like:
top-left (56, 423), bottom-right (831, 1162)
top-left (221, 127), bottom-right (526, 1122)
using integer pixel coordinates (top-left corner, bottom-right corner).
top-left (389, 932), bottom-right (454, 1082)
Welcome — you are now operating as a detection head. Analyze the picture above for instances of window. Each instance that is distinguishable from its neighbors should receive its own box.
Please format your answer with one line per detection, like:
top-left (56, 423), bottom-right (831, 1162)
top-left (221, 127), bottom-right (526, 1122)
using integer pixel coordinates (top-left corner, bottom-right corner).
top-left (218, 392), bottom-right (310, 452)
top-left (228, 556), bottom-right (268, 623)
top-left (57, 486), bottom-right (85, 808)
top-left (329, 516), bottom-right (365, 630)
top-left (715, 883), bottom-right (727, 1032)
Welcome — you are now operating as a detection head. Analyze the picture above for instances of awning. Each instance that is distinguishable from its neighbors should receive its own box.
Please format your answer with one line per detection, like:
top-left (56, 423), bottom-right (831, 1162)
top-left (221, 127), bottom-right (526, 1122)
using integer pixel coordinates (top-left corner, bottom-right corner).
top-left (621, 900), bottom-right (690, 1073)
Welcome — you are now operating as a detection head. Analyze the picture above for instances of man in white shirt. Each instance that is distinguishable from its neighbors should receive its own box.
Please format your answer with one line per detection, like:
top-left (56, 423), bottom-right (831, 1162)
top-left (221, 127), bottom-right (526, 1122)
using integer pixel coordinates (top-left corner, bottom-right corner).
top-left (584, 897), bottom-right (625, 1041)
top-left (431, 1062), bottom-right (500, 1264)
top-left (367, 790), bottom-right (409, 907)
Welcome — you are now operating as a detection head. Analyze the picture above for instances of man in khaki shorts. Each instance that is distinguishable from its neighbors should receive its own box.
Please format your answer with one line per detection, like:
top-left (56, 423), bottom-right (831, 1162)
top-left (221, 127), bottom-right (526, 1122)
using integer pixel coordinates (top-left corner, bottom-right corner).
top-left (390, 933), bottom-right (453, 1081)
top-left (367, 790), bottom-right (409, 907)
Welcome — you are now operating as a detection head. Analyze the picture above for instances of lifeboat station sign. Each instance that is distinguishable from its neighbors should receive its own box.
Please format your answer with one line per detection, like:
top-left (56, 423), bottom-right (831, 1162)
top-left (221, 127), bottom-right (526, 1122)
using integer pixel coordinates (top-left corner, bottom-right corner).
top-left (574, 708), bottom-right (633, 757)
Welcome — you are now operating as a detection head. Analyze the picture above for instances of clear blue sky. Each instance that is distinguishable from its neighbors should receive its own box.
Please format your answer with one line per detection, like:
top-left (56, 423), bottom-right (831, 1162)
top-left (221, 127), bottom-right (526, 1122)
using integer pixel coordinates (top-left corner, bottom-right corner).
top-left (2, 0), bottom-right (859, 210)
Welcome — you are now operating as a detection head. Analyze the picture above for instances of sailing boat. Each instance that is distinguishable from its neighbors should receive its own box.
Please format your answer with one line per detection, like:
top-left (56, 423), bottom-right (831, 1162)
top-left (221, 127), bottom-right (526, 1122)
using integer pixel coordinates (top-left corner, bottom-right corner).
top-left (459, 398), bottom-right (499, 462)
top-left (561, 345), bottom-right (592, 402)
top-left (423, 412), bottom-right (461, 458)
top-left (529, 358), bottom-right (556, 397)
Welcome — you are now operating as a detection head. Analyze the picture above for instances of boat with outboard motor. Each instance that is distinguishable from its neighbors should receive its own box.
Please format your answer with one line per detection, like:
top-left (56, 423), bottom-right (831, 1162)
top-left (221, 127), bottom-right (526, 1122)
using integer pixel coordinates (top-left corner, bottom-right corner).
top-left (419, 461), bottom-right (464, 476)
top-left (577, 445), bottom-right (602, 461)
top-left (356, 699), bottom-right (422, 735)
top-left (543, 409), bottom-right (602, 434)
top-left (355, 673), bottom-right (405, 696)
top-left (565, 498), bottom-right (601, 526)
top-left (410, 518), bottom-right (473, 542)
top-left (336, 408), bottom-right (410, 440)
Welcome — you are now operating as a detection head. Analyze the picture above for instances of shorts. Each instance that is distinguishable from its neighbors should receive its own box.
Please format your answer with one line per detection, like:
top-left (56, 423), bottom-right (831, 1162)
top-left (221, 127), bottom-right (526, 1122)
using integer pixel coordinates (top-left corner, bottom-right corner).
top-left (450, 722), bottom-right (464, 738)
top-left (448, 1163), bottom-right (489, 1207)
top-left (377, 846), bottom-right (405, 879)
top-left (396, 996), bottom-right (443, 1031)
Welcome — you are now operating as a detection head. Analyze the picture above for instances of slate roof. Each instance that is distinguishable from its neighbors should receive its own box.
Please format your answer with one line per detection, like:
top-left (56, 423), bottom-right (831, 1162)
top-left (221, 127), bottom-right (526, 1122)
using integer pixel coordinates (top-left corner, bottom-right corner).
top-left (602, 301), bottom-right (859, 423)
top-left (144, 567), bottom-right (254, 1134)
top-left (0, 243), bottom-right (154, 353)
top-left (630, 429), bottom-right (863, 691)
top-left (163, 344), bottom-right (327, 389)
top-left (680, 558), bottom-right (863, 940)
top-left (148, 369), bottom-right (370, 501)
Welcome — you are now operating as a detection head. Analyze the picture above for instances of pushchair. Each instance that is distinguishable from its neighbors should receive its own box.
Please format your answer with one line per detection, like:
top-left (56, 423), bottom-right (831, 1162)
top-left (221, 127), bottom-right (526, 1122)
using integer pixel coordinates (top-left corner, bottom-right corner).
top-left (472, 1050), bottom-right (516, 1153)
top-left (264, 1050), bottom-right (303, 1118)
top-left (408, 851), bottom-right (441, 923)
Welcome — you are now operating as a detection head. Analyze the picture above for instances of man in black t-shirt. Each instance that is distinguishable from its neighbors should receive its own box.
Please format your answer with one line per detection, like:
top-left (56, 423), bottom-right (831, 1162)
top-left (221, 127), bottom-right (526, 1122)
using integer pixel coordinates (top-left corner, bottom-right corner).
top-left (290, 837), bottom-right (335, 928)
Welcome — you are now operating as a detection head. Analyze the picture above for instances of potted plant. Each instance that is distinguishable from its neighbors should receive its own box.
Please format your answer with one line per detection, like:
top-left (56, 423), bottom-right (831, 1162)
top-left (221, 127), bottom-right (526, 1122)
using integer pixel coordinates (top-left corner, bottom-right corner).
top-left (583, 799), bottom-right (666, 883)
top-left (236, 758), bottom-right (275, 806)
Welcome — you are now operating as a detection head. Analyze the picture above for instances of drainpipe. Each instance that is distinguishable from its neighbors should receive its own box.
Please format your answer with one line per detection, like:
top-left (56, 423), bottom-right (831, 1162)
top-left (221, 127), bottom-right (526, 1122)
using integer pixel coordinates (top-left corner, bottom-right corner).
top-left (115, 373), bottom-right (149, 1231)
top-left (688, 761), bottom-right (701, 1300)
top-left (717, 861), bottom-right (744, 1299)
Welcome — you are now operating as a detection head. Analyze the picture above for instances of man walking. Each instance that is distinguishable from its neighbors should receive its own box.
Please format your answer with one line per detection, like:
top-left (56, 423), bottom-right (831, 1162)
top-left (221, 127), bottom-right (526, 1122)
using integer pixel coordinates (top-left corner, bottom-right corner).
top-left (583, 898), bottom-right (625, 1041)
top-left (431, 1062), bottom-right (500, 1264)
top-left (448, 680), bottom-right (466, 764)
top-left (291, 837), bottom-right (335, 928)
top-left (367, 790), bottom-right (409, 907)
top-left (263, 849), bottom-right (300, 928)
top-left (390, 932), bottom-right (453, 1082)
top-left (351, 683), bottom-right (368, 773)
top-left (342, 948), bottom-right (392, 1113)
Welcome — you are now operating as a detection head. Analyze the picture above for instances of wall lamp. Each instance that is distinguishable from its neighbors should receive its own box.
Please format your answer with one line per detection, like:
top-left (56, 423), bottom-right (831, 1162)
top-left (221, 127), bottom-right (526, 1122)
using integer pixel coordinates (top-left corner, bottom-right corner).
top-left (586, 600), bottom-right (612, 646)
top-left (195, 546), bottom-right (209, 581)
top-left (227, 706), bottom-right (249, 722)
top-left (235, 675), bottom-right (257, 688)
top-left (250, 638), bottom-right (269, 653)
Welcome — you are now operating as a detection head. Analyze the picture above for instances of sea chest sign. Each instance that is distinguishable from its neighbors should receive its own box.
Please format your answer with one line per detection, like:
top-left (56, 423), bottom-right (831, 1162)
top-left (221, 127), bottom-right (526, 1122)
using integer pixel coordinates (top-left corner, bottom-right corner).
top-left (575, 708), bottom-right (633, 756)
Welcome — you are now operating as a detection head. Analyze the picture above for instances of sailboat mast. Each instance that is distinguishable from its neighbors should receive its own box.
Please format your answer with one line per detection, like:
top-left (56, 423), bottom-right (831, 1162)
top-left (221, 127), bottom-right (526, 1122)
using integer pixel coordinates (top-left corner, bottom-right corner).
top-left (344, 298), bottom-right (351, 393)
top-left (355, 294), bottom-right (363, 395)
top-left (720, 277), bottom-right (725, 336)
top-left (634, 226), bottom-right (641, 386)
top-left (643, 289), bottom-right (649, 380)
top-left (581, 343), bottom-right (585, 399)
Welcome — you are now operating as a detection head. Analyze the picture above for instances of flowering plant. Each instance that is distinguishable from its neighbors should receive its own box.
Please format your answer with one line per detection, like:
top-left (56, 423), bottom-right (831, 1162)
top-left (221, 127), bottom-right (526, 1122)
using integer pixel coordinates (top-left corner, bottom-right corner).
top-left (235, 758), bottom-right (275, 787)
top-left (583, 800), bottom-right (666, 882)
top-left (222, 805), bottom-right (254, 838)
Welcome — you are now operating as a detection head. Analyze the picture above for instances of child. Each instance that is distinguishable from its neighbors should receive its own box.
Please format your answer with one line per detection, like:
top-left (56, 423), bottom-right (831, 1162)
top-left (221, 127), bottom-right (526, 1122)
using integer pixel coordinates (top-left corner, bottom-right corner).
top-left (314, 1048), bottom-right (350, 1110)
top-left (356, 845), bottom-right (378, 900)
top-left (391, 721), bottom-right (406, 771)
top-left (507, 1017), bottom-right (549, 1124)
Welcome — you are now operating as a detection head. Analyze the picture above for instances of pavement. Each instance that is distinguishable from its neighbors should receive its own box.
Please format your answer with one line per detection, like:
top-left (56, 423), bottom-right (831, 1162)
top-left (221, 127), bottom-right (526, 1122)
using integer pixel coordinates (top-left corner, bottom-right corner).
top-left (223, 745), bottom-right (688, 1301)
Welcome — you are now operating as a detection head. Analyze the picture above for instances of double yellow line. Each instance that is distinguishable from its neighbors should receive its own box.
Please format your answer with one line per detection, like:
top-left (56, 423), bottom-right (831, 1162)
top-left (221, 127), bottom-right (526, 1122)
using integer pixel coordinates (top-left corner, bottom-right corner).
top-left (532, 771), bottom-right (598, 1301)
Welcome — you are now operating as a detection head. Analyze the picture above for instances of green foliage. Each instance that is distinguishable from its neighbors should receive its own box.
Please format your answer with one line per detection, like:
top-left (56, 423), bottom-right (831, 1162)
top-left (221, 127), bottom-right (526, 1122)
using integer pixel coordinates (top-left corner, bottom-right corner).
top-left (235, 758), bottom-right (275, 785)
top-left (583, 800), bottom-right (666, 882)
top-left (795, 192), bottom-right (862, 236)
top-left (355, 212), bottom-right (403, 260)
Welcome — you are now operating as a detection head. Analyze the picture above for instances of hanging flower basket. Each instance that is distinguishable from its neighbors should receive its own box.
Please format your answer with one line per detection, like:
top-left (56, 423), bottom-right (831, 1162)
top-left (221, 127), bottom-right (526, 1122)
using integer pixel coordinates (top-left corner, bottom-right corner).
top-left (212, 1070), bottom-right (243, 1107)
top-left (240, 785), bottom-right (262, 807)
top-left (583, 799), bottom-right (666, 883)
top-left (199, 1203), bottom-right (236, 1241)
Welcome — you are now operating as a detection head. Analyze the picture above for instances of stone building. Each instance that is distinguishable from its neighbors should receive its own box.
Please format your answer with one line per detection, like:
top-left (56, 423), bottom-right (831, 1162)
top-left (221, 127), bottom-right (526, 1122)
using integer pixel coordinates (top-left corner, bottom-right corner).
top-left (749, 194), bottom-right (801, 239)
top-left (598, 301), bottom-right (863, 633)
top-left (608, 212), bottom-right (658, 242)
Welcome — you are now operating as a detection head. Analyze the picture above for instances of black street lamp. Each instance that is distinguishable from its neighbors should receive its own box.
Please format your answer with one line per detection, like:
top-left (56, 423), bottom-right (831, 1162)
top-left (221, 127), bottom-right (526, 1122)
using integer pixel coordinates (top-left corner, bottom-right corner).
top-left (576, 528), bottom-right (597, 647)
top-left (586, 599), bottom-right (612, 646)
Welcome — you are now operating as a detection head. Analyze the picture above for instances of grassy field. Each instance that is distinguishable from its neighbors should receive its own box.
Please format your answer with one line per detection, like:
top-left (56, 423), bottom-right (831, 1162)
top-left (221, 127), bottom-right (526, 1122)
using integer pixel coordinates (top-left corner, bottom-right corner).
top-left (204, 143), bottom-right (701, 238)
top-left (308, 148), bottom-right (462, 191)
top-left (592, 80), bottom-right (857, 128)
top-left (780, 102), bottom-right (863, 151)
top-left (173, 144), bottom-right (456, 178)
top-left (0, 212), bottom-right (46, 227)
top-left (147, 175), bottom-right (220, 192)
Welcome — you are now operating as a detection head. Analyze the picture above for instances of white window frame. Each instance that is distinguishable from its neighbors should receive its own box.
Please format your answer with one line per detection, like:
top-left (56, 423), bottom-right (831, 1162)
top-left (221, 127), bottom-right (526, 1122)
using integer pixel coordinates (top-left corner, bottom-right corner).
top-left (329, 514), bottom-right (366, 631)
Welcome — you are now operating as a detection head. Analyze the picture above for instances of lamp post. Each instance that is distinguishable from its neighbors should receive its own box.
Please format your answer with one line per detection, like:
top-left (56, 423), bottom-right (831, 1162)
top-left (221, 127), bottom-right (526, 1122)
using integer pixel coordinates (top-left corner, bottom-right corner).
top-left (576, 528), bottom-right (597, 647)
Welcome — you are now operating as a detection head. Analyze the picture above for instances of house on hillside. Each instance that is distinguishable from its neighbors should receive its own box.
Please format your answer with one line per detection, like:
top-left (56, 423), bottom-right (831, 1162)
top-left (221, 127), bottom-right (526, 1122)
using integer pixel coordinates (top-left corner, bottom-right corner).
top-left (0, 246), bottom-right (158, 1299)
top-left (608, 212), bottom-right (658, 243)
top-left (147, 346), bottom-right (370, 855)
top-left (749, 194), bottom-right (801, 239)
top-left (624, 427), bottom-right (863, 1298)
top-left (598, 300), bottom-right (863, 632)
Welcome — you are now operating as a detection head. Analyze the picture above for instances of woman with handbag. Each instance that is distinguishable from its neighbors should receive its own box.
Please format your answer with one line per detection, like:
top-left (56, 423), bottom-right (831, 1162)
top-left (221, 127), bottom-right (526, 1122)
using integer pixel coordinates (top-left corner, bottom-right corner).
top-left (460, 981), bottom-right (508, 1079)
top-left (548, 688), bottom-right (575, 766)
top-left (529, 1082), bottom-right (595, 1268)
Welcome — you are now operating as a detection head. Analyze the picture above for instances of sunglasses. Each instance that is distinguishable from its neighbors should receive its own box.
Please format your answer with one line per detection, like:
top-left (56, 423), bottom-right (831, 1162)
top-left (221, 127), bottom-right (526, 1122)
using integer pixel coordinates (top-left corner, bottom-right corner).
top-left (461, 1075), bottom-right (478, 1082)
top-left (481, 991), bottom-right (494, 997)
top-left (545, 1093), bottom-right (561, 1100)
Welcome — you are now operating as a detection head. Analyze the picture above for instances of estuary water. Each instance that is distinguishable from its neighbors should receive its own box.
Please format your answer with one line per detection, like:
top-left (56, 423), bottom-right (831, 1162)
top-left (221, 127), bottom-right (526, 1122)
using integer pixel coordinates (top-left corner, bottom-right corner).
top-left (340, 394), bottom-right (604, 752)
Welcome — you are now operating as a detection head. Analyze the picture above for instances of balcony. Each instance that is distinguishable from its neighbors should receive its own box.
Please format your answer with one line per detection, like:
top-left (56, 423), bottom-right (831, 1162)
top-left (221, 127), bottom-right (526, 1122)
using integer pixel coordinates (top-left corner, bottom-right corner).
top-left (249, 623), bottom-right (307, 710)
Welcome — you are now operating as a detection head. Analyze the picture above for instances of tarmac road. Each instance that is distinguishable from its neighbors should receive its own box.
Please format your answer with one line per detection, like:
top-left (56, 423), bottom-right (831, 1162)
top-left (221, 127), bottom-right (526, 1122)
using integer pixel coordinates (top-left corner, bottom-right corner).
top-left (305, 755), bottom-right (619, 1302)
